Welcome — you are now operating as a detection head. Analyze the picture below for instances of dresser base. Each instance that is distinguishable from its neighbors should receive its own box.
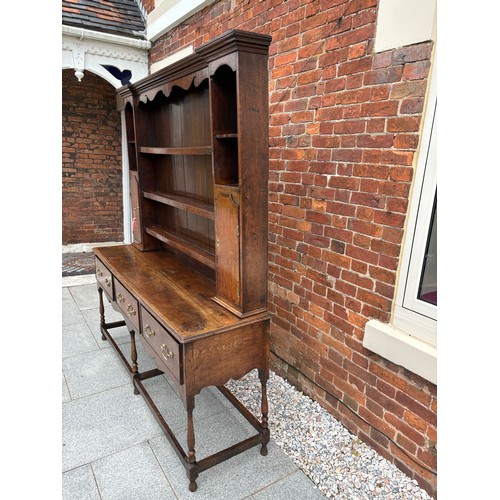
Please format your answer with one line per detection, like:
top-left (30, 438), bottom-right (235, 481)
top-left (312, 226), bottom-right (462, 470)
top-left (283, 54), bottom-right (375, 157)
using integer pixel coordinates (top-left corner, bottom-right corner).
top-left (98, 288), bottom-right (270, 492)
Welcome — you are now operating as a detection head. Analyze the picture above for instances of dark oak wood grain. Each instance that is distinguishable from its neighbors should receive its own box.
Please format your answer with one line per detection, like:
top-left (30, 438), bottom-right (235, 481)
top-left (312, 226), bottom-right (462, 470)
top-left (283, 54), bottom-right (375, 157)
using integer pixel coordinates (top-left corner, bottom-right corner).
top-left (97, 29), bottom-right (272, 492)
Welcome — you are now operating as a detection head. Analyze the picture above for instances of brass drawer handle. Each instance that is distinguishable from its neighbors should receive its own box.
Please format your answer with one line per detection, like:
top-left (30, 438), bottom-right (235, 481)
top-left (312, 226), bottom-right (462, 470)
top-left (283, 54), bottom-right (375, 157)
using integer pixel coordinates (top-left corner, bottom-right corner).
top-left (127, 304), bottom-right (137, 316)
top-left (161, 344), bottom-right (174, 360)
top-left (117, 293), bottom-right (125, 303)
top-left (104, 278), bottom-right (112, 288)
top-left (144, 325), bottom-right (156, 338)
top-left (97, 268), bottom-right (103, 277)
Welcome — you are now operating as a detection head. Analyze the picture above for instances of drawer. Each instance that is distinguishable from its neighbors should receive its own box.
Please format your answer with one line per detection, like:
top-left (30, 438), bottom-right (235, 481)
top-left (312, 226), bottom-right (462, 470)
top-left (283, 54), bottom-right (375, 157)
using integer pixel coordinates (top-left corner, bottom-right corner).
top-left (141, 306), bottom-right (181, 383)
top-left (114, 279), bottom-right (140, 331)
top-left (95, 257), bottom-right (113, 300)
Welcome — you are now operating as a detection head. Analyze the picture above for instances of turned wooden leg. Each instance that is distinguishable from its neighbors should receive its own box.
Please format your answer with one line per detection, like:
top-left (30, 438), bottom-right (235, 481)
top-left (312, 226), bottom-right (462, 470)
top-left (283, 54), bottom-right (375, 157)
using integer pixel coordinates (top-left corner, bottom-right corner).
top-left (186, 396), bottom-right (198, 492)
top-left (98, 287), bottom-right (107, 341)
top-left (259, 369), bottom-right (270, 456)
top-left (129, 329), bottom-right (140, 395)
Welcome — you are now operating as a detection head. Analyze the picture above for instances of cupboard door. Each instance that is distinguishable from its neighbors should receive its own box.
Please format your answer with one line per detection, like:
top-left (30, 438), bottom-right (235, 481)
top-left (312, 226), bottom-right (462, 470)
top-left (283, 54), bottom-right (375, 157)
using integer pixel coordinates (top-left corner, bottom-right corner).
top-left (214, 186), bottom-right (241, 314)
top-left (130, 171), bottom-right (142, 246)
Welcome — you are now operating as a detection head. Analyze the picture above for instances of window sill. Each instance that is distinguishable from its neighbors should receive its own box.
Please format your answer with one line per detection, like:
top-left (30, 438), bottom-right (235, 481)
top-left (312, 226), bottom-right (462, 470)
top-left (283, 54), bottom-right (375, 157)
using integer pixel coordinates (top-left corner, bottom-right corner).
top-left (363, 319), bottom-right (437, 385)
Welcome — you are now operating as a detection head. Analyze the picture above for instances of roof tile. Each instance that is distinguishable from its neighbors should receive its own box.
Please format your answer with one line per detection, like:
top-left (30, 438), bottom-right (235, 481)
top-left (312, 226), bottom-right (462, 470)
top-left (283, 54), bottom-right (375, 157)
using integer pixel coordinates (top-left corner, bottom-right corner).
top-left (62, 0), bottom-right (146, 39)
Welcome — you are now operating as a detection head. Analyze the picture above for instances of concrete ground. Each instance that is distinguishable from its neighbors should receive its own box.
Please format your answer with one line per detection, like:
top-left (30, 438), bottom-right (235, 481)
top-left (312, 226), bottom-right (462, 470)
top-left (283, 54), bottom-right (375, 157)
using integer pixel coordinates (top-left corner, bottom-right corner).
top-left (62, 274), bottom-right (325, 499)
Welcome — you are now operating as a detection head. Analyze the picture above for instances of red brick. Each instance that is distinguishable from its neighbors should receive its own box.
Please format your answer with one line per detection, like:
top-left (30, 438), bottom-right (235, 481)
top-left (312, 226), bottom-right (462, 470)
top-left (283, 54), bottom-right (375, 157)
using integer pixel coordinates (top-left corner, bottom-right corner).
top-left (348, 42), bottom-right (367, 59)
top-left (366, 118), bottom-right (385, 132)
top-left (338, 56), bottom-right (373, 76)
top-left (372, 51), bottom-right (392, 69)
top-left (357, 134), bottom-right (394, 148)
top-left (361, 100), bottom-right (398, 117)
top-left (400, 97), bottom-right (424, 114)
top-left (387, 116), bottom-right (421, 132)
top-left (390, 80), bottom-right (428, 99)
top-left (392, 42), bottom-right (433, 64)
top-left (393, 133), bottom-right (419, 149)
top-left (334, 120), bottom-right (366, 134)
top-left (336, 88), bottom-right (371, 104)
top-left (331, 148), bottom-right (364, 162)
top-left (403, 60), bottom-right (431, 80)
top-left (346, 73), bottom-right (365, 89)
top-left (275, 50), bottom-right (297, 67)
top-left (363, 66), bottom-right (403, 85)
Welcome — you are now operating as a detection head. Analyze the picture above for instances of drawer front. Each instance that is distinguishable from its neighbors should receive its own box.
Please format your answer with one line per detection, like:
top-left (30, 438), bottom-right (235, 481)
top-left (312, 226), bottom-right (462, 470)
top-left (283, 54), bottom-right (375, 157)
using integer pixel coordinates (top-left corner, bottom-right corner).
top-left (114, 279), bottom-right (140, 331)
top-left (141, 306), bottom-right (181, 383)
top-left (95, 257), bottom-right (113, 299)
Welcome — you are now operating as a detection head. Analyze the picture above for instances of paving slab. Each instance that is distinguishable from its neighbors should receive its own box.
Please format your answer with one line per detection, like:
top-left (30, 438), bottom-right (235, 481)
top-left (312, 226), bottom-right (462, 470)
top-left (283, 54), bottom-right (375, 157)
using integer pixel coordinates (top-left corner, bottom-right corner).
top-left (62, 385), bottom-right (162, 472)
top-left (253, 470), bottom-right (325, 499)
top-left (62, 318), bottom-right (100, 358)
top-left (63, 298), bottom-right (86, 327)
top-left (92, 441), bottom-right (176, 500)
top-left (62, 464), bottom-right (101, 500)
top-left (62, 348), bottom-right (131, 400)
top-left (62, 287), bottom-right (74, 303)
top-left (68, 283), bottom-right (102, 310)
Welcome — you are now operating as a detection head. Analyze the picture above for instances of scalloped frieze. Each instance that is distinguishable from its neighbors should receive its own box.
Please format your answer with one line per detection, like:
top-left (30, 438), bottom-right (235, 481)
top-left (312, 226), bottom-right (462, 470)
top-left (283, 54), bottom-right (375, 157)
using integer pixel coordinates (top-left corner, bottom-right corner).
top-left (138, 72), bottom-right (209, 103)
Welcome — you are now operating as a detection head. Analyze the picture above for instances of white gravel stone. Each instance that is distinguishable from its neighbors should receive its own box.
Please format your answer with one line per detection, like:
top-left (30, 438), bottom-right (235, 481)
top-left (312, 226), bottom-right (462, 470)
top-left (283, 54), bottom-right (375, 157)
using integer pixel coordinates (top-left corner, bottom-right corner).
top-left (226, 370), bottom-right (434, 499)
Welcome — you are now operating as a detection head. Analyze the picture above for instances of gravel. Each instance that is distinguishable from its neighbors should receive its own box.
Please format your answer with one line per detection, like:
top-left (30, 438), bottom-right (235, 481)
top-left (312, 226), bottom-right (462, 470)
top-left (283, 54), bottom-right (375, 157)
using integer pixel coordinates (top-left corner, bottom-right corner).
top-left (226, 370), bottom-right (434, 499)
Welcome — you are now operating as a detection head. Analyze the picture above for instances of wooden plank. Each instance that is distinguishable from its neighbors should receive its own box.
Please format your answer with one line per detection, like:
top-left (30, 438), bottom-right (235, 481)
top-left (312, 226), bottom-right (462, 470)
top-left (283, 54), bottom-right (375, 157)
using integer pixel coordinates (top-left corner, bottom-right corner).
top-left (140, 146), bottom-right (212, 155)
top-left (143, 191), bottom-right (215, 220)
top-left (215, 133), bottom-right (238, 139)
top-left (145, 226), bottom-right (216, 269)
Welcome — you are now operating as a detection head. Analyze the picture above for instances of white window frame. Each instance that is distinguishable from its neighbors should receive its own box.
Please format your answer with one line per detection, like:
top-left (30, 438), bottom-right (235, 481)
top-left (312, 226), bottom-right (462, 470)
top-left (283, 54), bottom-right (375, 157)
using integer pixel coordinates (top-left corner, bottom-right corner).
top-left (393, 98), bottom-right (437, 345)
top-left (363, 61), bottom-right (437, 384)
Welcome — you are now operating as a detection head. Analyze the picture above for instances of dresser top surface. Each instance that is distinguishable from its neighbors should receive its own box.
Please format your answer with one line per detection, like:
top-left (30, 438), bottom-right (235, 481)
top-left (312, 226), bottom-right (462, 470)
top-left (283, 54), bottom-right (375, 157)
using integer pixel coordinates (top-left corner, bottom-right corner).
top-left (95, 245), bottom-right (268, 342)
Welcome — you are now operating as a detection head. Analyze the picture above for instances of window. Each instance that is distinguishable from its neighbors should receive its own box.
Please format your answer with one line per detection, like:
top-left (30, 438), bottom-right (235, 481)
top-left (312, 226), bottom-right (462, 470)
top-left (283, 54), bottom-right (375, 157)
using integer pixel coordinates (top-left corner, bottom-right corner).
top-left (418, 195), bottom-right (437, 306)
top-left (394, 98), bottom-right (437, 346)
top-left (363, 62), bottom-right (437, 384)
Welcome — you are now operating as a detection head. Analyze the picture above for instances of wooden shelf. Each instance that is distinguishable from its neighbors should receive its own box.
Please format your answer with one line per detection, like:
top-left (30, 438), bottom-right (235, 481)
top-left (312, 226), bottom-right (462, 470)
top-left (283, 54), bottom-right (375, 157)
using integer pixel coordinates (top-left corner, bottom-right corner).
top-left (216, 134), bottom-right (238, 139)
top-left (145, 225), bottom-right (215, 269)
top-left (140, 146), bottom-right (212, 155)
top-left (143, 191), bottom-right (215, 220)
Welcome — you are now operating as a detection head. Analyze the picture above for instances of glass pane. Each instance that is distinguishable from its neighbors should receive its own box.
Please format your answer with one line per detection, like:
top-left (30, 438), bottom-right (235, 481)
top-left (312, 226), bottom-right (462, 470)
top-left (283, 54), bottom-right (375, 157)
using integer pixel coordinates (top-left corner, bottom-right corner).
top-left (418, 193), bottom-right (437, 305)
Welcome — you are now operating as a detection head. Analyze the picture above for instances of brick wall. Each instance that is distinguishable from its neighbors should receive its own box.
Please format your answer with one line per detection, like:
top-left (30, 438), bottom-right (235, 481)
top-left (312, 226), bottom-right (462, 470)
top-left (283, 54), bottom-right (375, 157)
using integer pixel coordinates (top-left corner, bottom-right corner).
top-left (149, 0), bottom-right (437, 495)
top-left (62, 69), bottom-right (123, 245)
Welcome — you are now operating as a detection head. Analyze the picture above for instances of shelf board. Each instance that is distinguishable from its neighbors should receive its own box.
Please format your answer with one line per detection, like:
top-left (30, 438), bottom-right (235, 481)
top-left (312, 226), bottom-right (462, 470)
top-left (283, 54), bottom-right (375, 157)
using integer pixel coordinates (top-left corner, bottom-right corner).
top-left (215, 133), bottom-right (238, 139)
top-left (140, 146), bottom-right (212, 155)
top-left (145, 226), bottom-right (215, 269)
top-left (143, 191), bottom-right (215, 220)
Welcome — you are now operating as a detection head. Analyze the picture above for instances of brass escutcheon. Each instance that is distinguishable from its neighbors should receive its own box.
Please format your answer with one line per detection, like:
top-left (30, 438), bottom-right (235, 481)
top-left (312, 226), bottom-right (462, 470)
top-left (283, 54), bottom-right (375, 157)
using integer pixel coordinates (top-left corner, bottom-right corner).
top-left (127, 304), bottom-right (136, 316)
top-left (117, 292), bottom-right (125, 303)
